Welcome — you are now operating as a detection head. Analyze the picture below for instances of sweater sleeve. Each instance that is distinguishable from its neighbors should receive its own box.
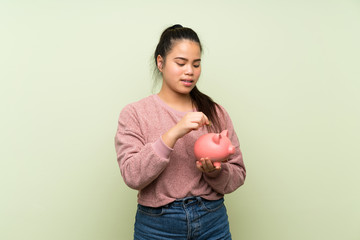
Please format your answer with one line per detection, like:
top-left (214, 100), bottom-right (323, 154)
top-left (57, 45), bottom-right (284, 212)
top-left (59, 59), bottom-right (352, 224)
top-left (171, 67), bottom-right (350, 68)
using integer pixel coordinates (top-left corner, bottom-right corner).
top-left (114, 105), bottom-right (171, 190)
top-left (202, 107), bottom-right (246, 194)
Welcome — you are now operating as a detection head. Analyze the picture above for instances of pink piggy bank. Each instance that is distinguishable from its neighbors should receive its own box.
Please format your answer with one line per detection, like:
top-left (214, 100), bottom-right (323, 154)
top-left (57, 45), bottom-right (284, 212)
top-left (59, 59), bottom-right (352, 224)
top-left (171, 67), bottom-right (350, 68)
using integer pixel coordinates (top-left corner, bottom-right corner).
top-left (194, 130), bottom-right (235, 166)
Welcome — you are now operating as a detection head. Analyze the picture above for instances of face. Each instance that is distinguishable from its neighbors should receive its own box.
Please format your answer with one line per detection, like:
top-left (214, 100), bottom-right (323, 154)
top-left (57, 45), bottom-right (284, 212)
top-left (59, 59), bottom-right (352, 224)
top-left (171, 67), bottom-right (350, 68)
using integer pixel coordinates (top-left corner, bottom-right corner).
top-left (157, 40), bottom-right (201, 96)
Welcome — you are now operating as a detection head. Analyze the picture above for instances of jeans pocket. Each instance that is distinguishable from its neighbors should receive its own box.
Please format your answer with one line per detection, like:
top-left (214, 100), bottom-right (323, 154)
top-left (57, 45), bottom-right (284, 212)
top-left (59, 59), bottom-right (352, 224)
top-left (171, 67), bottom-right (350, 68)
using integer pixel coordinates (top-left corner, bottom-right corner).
top-left (137, 204), bottom-right (165, 217)
top-left (200, 198), bottom-right (225, 212)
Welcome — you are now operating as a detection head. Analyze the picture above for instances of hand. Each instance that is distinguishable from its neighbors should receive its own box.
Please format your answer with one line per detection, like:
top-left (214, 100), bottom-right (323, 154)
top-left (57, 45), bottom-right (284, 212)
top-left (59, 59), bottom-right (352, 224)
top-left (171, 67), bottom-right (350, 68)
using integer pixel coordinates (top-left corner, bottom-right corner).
top-left (175, 112), bottom-right (210, 138)
top-left (196, 157), bottom-right (222, 173)
top-left (162, 112), bottom-right (209, 148)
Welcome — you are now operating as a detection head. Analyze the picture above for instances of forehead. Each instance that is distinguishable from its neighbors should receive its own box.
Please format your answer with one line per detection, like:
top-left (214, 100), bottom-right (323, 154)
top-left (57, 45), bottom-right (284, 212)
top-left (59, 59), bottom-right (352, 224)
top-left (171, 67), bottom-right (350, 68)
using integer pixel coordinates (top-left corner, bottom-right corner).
top-left (167, 40), bottom-right (201, 58)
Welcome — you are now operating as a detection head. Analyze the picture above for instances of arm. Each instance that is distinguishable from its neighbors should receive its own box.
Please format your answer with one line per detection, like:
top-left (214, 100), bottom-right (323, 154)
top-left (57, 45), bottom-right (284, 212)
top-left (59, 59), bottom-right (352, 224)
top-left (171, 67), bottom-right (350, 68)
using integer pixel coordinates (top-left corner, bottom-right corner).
top-left (114, 105), bottom-right (171, 190)
top-left (201, 108), bottom-right (246, 194)
top-left (203, 147), bottom-right (246, 194)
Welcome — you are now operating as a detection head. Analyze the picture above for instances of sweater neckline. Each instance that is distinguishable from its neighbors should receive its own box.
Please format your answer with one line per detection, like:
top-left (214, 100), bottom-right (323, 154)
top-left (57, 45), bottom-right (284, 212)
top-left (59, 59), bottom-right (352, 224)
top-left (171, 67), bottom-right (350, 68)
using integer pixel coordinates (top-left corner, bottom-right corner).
top-left (152, 94), bottom-right (196, 116)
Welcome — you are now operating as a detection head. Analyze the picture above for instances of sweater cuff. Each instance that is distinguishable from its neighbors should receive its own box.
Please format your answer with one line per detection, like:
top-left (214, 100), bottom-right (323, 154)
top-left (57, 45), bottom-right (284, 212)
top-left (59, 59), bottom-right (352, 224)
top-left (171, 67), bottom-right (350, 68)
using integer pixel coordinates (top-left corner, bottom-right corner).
top-left (204, 169), bottom-right (222, 178)
top-left (204, 162), bottom-right (226, 178)
top-left (152, 137), bottom-right (173, 159)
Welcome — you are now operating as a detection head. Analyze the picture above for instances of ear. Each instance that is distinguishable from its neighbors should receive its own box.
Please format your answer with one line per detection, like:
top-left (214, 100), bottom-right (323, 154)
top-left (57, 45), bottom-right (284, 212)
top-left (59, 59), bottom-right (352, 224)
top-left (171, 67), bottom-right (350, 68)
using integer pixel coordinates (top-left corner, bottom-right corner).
top-left (212, 134), bottom-right (221, 144)
top-left (220, 130), bottom-right (229, 137)
top-left (157, 55), bottom-right (164, 72)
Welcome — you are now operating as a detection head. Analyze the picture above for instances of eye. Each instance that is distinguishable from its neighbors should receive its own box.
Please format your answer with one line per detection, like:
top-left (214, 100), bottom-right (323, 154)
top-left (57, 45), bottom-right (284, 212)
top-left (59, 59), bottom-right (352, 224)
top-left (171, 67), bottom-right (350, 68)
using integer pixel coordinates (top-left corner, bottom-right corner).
top-left (194, 64), bottom-right (200, 68)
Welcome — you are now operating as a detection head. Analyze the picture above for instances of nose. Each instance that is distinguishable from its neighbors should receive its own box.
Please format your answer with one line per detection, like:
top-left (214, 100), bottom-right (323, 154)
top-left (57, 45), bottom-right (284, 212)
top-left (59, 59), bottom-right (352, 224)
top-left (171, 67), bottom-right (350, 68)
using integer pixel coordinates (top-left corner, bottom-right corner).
top-left (185, 65), bottom-right (194, 75)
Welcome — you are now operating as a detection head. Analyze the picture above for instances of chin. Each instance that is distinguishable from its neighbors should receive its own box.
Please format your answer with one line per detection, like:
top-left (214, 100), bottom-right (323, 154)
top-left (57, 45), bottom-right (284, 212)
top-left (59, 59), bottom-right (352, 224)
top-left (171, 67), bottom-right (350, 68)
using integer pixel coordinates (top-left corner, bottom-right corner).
top-left (178, 87), bottom-right (195, 95)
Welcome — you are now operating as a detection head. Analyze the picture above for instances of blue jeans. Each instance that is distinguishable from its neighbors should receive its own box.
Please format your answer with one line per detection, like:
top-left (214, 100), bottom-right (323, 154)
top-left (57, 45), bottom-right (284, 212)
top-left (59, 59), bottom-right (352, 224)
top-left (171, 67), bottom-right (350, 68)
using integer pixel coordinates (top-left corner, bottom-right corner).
top-left (134, 197), bottom-right (232, 240)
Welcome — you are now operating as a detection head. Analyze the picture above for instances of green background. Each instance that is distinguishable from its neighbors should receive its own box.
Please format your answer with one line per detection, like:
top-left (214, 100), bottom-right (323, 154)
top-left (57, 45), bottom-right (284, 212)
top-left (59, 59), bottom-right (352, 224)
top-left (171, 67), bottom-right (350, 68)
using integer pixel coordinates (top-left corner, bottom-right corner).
top-left (1, 0), bottom-right (359, 239)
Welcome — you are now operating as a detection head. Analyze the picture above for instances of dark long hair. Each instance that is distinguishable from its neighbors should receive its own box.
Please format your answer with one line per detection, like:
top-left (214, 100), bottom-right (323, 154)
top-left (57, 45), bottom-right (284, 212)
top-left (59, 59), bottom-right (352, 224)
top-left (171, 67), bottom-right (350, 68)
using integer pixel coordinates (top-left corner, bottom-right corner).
top-left (154, 24), bottom-right (223, 132)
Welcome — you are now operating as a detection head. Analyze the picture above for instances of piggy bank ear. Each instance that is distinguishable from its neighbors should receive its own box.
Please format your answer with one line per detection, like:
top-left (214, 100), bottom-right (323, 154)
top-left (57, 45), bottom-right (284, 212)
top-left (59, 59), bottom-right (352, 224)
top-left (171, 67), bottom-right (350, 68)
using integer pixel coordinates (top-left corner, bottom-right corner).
top-left (221, 130), bottom-right (229, 137)
top-left (212, 134), bottom-right (221, 144)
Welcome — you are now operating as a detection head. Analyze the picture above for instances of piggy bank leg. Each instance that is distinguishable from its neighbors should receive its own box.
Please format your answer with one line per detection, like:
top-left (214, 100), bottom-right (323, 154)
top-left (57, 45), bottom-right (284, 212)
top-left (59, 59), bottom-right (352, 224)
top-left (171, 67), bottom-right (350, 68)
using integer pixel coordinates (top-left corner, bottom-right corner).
top-left (213, 162), bottom-right (221, 168)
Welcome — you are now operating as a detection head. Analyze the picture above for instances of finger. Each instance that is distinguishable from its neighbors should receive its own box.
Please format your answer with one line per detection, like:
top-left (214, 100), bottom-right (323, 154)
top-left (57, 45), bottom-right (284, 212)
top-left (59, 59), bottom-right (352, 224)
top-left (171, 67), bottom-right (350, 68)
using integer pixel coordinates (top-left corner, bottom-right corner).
top-left (213, 162), bottom-right (221, 169)
top-left (191, 112), bottom-right (209, 127)
top-left (200, 113), bottom-right (210, 126)
top-left (189, 122), bottom-right (201, 130)
top-left (200, 158), bottom-right (208, 171)
top-left (208, 160), bottom-right (216, 171)
top-left (190, 116), bottom-right (205, 128)
top-left (196, 161), bottom-right (204, 172)
top-left (203, 158), bottom-right (216, 172)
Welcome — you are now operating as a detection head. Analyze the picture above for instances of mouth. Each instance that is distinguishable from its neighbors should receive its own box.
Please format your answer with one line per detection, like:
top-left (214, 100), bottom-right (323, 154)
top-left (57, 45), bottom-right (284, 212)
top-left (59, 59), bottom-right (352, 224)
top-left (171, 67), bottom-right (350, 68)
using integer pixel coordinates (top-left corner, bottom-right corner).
top-left (181, 79), bottom-right (194, 87)
top-left (181, 79), bottom-right (194, 83)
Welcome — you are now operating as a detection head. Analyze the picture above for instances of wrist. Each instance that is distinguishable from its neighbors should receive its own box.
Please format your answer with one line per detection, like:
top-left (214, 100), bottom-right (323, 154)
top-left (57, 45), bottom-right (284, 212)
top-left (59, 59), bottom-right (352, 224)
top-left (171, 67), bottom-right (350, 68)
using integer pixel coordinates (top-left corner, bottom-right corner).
top-left (162, 127), bottom-right (180, 148)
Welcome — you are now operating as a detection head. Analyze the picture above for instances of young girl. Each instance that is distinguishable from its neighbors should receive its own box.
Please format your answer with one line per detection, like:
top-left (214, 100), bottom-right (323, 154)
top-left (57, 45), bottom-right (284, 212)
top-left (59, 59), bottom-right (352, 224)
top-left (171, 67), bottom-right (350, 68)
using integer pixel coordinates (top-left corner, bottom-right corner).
top-left (115, 24), bottom-right (246, 240)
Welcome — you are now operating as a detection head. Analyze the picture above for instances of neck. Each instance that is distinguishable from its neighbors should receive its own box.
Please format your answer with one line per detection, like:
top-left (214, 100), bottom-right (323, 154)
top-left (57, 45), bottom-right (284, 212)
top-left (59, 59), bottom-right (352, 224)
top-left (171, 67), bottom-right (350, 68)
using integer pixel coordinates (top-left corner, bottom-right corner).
top-left (157, 90), bottom-right (194, 112)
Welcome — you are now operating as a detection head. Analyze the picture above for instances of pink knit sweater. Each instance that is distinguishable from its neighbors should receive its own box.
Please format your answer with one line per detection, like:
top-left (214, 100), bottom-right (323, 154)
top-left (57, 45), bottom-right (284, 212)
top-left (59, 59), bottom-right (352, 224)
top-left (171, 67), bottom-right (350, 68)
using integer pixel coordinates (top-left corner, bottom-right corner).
top-left (115, 94), bottom-right (246, 207)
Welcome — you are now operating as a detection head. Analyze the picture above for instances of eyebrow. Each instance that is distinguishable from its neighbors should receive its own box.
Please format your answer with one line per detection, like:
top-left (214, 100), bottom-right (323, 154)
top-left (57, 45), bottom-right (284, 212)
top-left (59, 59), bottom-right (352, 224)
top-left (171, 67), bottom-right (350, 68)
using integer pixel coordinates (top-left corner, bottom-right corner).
top-left (174, 57), bottom-right (201, 62)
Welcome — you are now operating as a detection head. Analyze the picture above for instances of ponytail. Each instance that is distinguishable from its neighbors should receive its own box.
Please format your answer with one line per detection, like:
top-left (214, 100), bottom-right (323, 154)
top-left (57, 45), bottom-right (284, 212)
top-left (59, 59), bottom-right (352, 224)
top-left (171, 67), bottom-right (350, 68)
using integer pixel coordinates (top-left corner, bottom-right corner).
top-left (190, 86), bottom-right (223, 132)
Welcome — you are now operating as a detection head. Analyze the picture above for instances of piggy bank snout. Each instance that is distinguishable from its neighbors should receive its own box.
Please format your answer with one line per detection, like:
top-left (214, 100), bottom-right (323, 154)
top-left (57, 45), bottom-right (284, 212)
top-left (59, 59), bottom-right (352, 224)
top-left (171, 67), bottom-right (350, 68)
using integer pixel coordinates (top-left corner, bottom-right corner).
top-left (228, 145), bottom-right (235, 154)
